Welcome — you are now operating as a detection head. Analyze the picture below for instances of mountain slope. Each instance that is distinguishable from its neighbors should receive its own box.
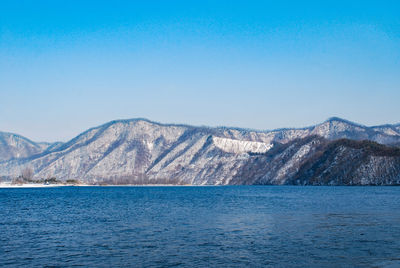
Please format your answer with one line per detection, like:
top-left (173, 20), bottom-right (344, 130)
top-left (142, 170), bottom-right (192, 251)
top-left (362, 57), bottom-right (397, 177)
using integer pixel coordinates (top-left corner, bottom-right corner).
top-left (231, 137), bottom-right (400, 185)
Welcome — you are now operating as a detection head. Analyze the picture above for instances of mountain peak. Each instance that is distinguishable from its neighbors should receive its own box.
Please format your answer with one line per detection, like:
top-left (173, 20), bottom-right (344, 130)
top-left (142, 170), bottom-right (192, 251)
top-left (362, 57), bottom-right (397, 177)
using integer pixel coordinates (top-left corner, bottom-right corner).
top-left (323, 117), bottom-right (366, 127)
top-left (325, 117), bottom-right (353, 124)
top-left (102, 118), bottom-right (157, 127)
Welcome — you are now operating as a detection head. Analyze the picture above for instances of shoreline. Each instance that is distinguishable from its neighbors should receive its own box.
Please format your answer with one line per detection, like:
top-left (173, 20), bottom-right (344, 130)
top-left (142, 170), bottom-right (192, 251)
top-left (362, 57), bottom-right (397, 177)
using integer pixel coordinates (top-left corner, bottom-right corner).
top-left (0, 183), bottom-right (79, 188)
top-left (0, 183), bottom-right (198, 188)
top-left (1, 183), bottom-right (398, 188)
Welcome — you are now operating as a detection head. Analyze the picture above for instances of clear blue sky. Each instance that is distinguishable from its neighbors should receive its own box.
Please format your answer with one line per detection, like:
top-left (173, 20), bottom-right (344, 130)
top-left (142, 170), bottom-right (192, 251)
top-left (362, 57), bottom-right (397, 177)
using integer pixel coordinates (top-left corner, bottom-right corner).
top-left (1, 1), bottom-right (399, 142)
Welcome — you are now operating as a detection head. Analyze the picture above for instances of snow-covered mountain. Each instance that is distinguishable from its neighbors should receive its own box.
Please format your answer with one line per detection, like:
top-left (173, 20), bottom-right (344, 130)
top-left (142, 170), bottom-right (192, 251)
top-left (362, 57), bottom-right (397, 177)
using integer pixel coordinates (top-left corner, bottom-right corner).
top-left (1, 117), bottom-right (400, 185)
top-left (271, 117), bottom-right (400, 144)
top-left (0, 132), bottom-right (59, 162)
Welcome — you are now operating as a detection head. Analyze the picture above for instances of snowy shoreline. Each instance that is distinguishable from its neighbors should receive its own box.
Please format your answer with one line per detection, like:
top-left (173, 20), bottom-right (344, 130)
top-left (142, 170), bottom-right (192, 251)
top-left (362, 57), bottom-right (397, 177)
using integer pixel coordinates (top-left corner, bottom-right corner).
top-left (0, 183), bottom-right (200, 188)
top-left (0, 183), bottom-right (78, 188)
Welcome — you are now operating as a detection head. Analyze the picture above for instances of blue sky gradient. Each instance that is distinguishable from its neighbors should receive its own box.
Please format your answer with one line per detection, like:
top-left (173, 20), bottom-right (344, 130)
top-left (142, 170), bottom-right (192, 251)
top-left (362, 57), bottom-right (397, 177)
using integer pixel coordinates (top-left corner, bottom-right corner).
top-left (1, 1), bottom-right (399, 141)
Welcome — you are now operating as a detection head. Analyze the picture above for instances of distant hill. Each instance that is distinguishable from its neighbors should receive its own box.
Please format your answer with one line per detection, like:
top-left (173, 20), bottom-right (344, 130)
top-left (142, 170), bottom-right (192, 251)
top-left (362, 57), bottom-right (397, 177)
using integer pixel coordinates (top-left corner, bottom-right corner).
top-left (0, 132), bottom-right (60, 162)
top-left (1, 117), bottom-right (400, 185)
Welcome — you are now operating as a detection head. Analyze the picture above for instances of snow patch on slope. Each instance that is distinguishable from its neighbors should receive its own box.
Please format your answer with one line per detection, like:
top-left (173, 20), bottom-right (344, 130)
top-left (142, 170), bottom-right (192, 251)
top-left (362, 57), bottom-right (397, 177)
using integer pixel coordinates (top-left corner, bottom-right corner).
top-left (212, 136), bottom-right (273, 154)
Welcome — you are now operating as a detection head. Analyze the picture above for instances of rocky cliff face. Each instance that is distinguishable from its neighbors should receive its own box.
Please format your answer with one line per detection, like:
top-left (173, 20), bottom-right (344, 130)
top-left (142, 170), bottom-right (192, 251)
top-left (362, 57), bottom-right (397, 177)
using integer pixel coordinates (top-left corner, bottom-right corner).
top-left (1, 118), bottom-right (400, 185)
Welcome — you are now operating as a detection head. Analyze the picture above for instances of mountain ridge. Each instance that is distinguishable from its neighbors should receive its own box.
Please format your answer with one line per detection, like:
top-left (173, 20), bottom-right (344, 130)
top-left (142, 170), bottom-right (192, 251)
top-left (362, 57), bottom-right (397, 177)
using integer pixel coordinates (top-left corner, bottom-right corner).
top-left (2, 116), bottom-right (400, 148)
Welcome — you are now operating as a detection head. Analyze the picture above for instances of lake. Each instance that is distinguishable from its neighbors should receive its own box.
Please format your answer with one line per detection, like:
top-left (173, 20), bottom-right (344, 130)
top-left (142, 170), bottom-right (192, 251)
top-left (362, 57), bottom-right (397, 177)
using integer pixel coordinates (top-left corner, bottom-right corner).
top-left (1, 186), bottom-right (400, 267)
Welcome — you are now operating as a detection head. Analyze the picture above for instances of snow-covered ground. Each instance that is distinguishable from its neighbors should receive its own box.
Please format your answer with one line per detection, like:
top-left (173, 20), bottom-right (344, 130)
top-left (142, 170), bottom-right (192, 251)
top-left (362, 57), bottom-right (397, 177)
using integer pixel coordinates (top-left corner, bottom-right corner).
top-left (0, 182), bottom-right (197, 187)
top-left (0, 182), bottom-right (63, 188)
top-left (212, 136), bottom-right (273, 154)
top-left (0, 182), bottom-right (87, 188)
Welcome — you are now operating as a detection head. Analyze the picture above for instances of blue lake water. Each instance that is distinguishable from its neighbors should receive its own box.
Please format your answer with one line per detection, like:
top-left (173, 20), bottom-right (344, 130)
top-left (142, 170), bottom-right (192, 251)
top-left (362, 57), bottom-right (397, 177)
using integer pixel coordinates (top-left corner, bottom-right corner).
top-left (1, 186), bottom-right (400, 267)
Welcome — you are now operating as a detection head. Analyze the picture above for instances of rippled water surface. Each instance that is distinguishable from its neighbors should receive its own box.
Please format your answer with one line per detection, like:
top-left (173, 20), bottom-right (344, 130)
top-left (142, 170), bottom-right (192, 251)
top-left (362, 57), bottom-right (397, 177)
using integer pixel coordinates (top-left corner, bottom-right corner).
top-left (1, 186), bottom-right (400, 267)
